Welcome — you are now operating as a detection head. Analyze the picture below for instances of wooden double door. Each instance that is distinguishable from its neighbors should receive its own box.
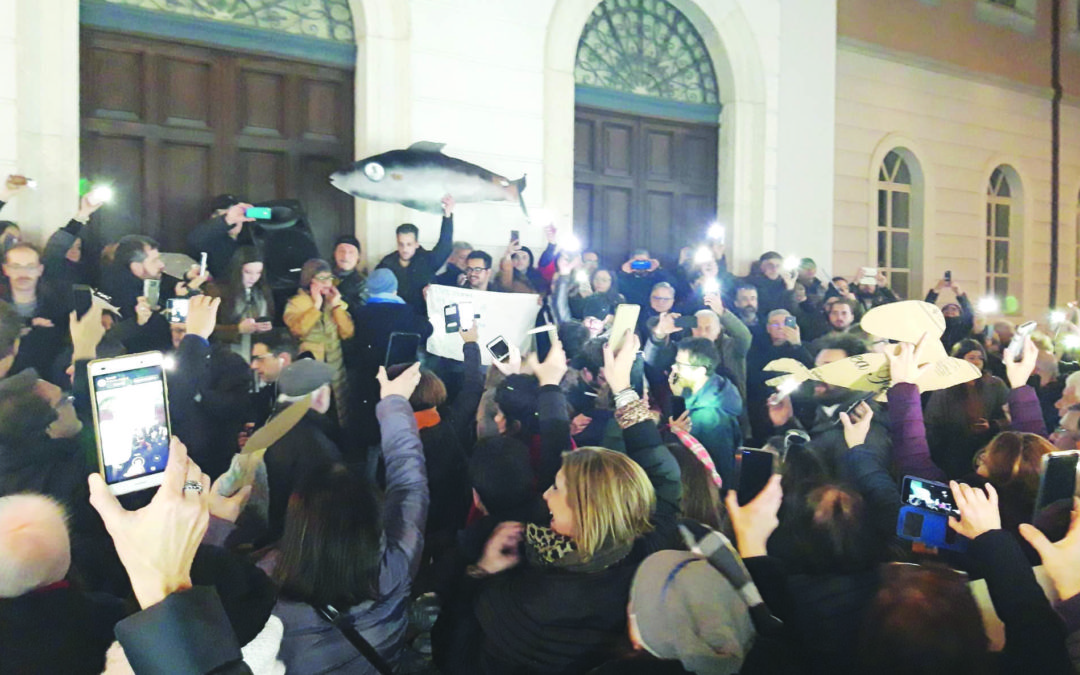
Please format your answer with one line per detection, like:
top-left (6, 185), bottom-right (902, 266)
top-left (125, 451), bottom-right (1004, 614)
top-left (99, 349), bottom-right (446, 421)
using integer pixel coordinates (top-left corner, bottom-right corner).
top-left (573, 107), bottom-right (718, 269)
top-left (80, 29), bottom-right (355, 258)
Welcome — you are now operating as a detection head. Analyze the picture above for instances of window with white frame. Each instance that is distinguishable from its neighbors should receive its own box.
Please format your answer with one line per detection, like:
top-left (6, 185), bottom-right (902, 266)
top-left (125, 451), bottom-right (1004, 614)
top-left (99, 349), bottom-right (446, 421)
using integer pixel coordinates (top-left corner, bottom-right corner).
top-left (986, 167), bottom-right (1014, 300)
top-left (877, 150), bottom-right (913, 299)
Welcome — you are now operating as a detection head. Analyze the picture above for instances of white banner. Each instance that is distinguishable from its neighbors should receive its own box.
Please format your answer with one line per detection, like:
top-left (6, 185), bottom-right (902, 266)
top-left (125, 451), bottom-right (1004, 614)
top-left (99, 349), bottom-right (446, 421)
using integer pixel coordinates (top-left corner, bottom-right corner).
top-left (425, 285), bottom-right (543, 365)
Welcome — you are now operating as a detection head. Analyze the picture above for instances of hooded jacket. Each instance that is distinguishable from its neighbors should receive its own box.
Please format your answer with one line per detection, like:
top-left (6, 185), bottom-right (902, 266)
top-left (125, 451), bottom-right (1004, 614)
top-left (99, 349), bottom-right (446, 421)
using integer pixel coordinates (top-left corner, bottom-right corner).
top-left (683, 374), bottom-right (743, 488)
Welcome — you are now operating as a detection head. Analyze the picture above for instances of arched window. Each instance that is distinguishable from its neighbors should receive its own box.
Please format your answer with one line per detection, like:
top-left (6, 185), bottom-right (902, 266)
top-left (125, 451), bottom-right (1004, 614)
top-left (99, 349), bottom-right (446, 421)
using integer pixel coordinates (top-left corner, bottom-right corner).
top-left (986, 167), bottom-right (1015, 299)
top-left (877, 150), bottom-right (913, 299)
top-left (575, 0), bottom-right (719, 109)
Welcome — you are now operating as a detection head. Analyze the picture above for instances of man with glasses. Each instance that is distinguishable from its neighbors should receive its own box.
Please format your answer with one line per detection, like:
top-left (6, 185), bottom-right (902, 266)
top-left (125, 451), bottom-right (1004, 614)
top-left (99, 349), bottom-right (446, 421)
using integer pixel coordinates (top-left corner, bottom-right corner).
top-left (667, 337), bottom-right (742, 488)
top-left (462, 251), bottom-right (495, 292)
top-left (2, 243), bottom-right (67, 376)
top-left (250, 333), bottom-right (297, 427)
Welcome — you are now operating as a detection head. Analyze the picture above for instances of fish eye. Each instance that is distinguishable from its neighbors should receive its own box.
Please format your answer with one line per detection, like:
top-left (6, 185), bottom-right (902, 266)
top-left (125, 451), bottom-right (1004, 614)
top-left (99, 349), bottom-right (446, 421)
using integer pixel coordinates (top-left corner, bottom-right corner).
top-left (364, 162), bottom-right (385, 182)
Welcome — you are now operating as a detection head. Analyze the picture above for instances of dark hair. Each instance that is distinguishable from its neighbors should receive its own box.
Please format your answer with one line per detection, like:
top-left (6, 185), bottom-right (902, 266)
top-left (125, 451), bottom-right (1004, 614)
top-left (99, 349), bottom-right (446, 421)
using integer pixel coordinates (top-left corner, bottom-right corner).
top-left (469, 436), bottom-right (535, 515)
top-left (253, 330), bottom-right (298, 359)
top-left (395, 223), bottom-right (419, 238)
top-left (0, 370), bottom-right (57, 446)
top-left (777, 483), bottom-right (876, 574)
top-left (828, 297), bottom-right (857, 314)
top-left (2, 241), bottom-right (42, 264)
top-left (666, 443), bottom-right (722, 530)
top-left (759, 251), bottom-right (782, 263)
top-left (273, 463), bottom-right (382, 607)
top-left (114, 235), bottom-right (159, 268)
top-left (814, 333), bottom-right (868, 358)
top-left (734, 281), bottom-right (756, 295)
top-left (831, 276), bottom-right (848, 284)
top-left (0, 300), bottom-right (22, 361)
top-left (631, 248), bottom-right (650, 258)
top-left (495, 374), bottom-right (540, 437)
top-left (298, 259), bottom-right (332, 290)
top-left (409, 368), bottom-right (447, 412)
top-left (577, 337), bottom-right (607, 378)
top-left (951, 338), bottom-right (987, 365)
top-left (220, 246), bottom-right (274, 322)
top-left (558, 321), bottom-right (591, 363)
top-left (466, 250), bottom-right (492, 269)
top-left (858, 564), bottom-right (989, 675)
top-left (677, 337), bottom-right (719, 371)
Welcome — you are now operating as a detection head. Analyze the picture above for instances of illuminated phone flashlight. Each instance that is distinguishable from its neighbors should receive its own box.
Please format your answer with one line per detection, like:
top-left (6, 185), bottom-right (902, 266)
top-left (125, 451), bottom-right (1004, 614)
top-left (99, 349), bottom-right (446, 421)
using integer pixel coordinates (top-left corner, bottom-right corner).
top-left (707, 223), bottom-right (725, 242)
top-left (1064, 334), bottom-right (1080, 351)
top-left (783, 256), bottom-right (800, 272)
top-left (574, 270), bottom-right (589, 284)
top-left (775, 377), bottom-right (800, 401)
top-left (559, 233), bottom-right (582, 253)
top-left (1051, 310), bottom-right (1067, 325)
top-left (702, 278), bottom-right (721, 296)
top-left (976, 296), bottom-right (1000, 314)
top-left (693, 246), bottom-right (713, 265)
top-left (162, 355), bottom-right (177, 371)
top-left (87, 185), bottom-right (114, 206)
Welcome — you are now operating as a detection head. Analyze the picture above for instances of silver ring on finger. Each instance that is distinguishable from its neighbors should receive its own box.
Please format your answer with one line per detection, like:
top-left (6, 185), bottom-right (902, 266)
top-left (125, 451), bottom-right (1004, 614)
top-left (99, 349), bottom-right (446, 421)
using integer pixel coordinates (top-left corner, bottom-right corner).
top-left (182, 480), bottom-right (204, 494)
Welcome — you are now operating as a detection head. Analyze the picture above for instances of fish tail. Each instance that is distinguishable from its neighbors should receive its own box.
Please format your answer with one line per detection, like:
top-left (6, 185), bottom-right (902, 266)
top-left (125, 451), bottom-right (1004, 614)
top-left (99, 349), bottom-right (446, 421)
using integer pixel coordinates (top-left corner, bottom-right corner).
top-left (512, 175), bottom-right (528, 217)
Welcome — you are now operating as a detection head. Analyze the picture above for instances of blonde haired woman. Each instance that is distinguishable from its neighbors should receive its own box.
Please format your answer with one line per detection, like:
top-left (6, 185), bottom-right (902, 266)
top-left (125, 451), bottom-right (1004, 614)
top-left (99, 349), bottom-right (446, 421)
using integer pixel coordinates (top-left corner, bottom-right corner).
top-left (433, 333), bottom-right (681, 674)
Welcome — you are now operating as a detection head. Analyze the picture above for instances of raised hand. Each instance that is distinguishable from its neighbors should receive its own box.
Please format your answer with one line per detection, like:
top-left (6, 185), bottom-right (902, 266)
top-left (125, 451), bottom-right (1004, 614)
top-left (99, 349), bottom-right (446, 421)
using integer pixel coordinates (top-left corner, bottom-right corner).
top-left (526, 335), bottom-right (568, 387)
top-left (377, 362), bottom-right (422, 400)
top-left (886, 334), bottom-right (932, 386)
top-left (602, 330), bottom-right (639, 393)
top-left (1004, 335), bottom-right (1038, 389)
top-left (838, 401), bottom-right (873, 449)
top-left (948, 481), bottom-right (1001, 540)
top-left (725, 474), bottom-right (783, 558)
top-left (1020, 498), bottom-right (1080, 601)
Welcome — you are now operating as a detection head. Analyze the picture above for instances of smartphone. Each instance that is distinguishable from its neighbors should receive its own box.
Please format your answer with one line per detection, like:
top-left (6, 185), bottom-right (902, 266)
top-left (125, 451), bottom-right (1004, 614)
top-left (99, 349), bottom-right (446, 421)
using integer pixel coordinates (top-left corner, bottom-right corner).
top-left (198, 252), bottom-right (208, 278)
top-left (385, 332), bottom-right (421, 369)
top-left (901, 476), bottom-right (959, 519)
top-left (255, 316), bottom-right (272, 324)
top-left (486, 336), bottom-right (511, 363)
top-left (510, 229), bottom-right (520, 242)
top-left (89, 352), bottom-right (172, 495)
top-left (944, 270), bottom-right (952, 283)
top-left (444, 303), bottom-right (461, 333)
top-left (630, 260), bottom-right (652, 271)
top-left (674, 315), bottom-right (698, 330)
top-left (143, 278), bottom-right (160, 308)
top-left (1032, 451), bottom-right (1080, 539)
top-left (458, 302), bottom-right (475, 331)
top-left (784, 315), bottom-right (798, 329)
top-left (737, 448), bottom-right (776, 506)
top-left (608, 304), bottom-right (641, 352)
top-left (86, 185), bottom-right (113, 206)
top-left (245, 207), bottom-right (272, 220)
top-left (165, 298), bottom-right (189, 324)
top-left (1007, 321), bottom-right (1037, 362)
top-left (74, 284), bottom-right (93, 319)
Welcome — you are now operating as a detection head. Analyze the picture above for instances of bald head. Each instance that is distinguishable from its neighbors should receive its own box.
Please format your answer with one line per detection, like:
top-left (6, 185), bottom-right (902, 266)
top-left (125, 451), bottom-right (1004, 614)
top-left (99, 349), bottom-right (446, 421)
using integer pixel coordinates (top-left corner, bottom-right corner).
top-left (0, 494), bottom-right (70, 598)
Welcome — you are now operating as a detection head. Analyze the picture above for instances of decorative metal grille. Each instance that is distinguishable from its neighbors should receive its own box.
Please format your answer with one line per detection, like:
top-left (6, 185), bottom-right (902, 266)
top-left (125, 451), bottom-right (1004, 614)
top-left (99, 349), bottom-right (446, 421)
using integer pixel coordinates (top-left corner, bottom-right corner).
top-left (575, 0), bottom-right (719, 105)
top-left (104, 0), bottom-right (355, 42)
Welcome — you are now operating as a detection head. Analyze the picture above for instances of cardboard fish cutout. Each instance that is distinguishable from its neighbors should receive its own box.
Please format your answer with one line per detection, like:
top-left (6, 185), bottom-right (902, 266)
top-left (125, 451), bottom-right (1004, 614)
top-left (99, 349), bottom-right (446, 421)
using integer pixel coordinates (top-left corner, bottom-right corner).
top-left (330, 141), bottom-right (527, 215)
top-left (765, 301), bottom-right (981, 399)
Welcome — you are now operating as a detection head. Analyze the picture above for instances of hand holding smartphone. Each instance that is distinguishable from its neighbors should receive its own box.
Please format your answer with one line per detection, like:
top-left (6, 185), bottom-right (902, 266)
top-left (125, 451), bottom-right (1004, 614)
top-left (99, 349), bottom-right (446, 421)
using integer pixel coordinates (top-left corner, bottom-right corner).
top-left (608, 304), bottom-right (641, 352)
top-left (89, 352), bottom-right (172, 495)
top-left (736, 448), bottom-right (776, 506)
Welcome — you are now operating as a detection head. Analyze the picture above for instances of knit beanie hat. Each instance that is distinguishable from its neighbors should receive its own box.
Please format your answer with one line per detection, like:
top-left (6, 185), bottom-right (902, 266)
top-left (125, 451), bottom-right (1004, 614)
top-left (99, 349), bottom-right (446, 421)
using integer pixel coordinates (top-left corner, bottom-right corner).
top-left (333, 234), bottom-right (361, 253)
top-left (495, 374), bottom-right (540, 434)
top-left (366, 268), bottom-right (399, 296)
top-left (581, 294), bottom-right (614, 321)
top-left (630, 549), bottom-right (756, 674)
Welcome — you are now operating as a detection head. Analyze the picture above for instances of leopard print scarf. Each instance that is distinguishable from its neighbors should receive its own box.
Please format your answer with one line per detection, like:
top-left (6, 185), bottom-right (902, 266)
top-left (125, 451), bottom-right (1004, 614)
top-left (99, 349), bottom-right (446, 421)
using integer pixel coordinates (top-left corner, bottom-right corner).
top-left (524, 522), bottom-right (633, 573)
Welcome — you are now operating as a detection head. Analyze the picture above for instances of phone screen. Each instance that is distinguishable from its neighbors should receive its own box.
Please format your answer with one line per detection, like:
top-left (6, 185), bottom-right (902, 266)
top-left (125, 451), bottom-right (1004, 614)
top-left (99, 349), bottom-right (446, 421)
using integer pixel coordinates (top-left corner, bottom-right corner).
top-left (1033, 452), bottom-right (1080, 538)
top-left (90, 353), bottom-right (171, 495)
top-left (245, 207), bottom-right (272, 220)
top-left (608, 304), bottom-right (641, 352)
top-left (385, 332), bottom-right (421, 369)
top-left (902, 476), bottom-right (959, 518)
top-left (784, 315), bottom-right (798, 328)
top-left (444, 304), bottom-right (460, 333)
top-left (458, 302), bottom-right (475, 331)
top-left (143, 279), bottom-right (160, 308)
top-left (674, 315), bottom-right (698, 330)
top-left (510, 230), bottom-right (520, 242)
top-left (737, 448), bottom-right (775, 506)
top-left (1007, 321), bottom-right (1037, 362)
top-left (166, 298), bottom-right (189, 324)
top-left (486, 336), bottom-right (510, 362)
top-left (630, 260), bottom-right (651, 271)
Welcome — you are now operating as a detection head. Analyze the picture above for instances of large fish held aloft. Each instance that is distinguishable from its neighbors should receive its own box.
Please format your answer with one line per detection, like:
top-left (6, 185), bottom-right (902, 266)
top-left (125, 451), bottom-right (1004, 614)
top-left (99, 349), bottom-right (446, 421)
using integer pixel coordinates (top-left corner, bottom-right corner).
top-left (330, 141), bottom-right (527, 215)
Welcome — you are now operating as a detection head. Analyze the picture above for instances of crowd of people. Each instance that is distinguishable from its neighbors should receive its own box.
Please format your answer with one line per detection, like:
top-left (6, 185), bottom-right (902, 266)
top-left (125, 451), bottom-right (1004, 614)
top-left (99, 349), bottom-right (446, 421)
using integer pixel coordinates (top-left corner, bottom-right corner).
top-left (4, 173), bottom-right (1080, 675)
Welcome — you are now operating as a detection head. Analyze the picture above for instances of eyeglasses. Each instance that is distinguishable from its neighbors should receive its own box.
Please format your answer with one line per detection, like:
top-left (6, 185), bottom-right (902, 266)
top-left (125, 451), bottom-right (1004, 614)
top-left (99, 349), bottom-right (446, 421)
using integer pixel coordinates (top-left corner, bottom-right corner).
top-left (53, 394), bottom-right (74, 410)
top-left (4, 264), bottom-right (39, 273)
top-left (312, 273), bottom-right (334, 282)
top-left (465, 266), bottom-right (489, 273)
top-left (672, 361), bottom-right (700, 370)
top-left (651, 295), bottom-right (674, 302)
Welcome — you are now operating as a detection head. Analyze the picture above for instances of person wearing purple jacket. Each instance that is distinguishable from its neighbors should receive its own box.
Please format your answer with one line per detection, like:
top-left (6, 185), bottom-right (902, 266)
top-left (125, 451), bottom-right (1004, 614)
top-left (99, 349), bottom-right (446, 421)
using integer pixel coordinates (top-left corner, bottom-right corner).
top-left (255, 363), bottom-right (429, 674)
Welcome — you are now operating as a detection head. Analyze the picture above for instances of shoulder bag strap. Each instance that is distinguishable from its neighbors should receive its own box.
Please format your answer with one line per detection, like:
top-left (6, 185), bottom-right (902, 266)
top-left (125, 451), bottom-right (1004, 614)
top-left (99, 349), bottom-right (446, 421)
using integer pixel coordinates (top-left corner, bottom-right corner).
top-left (313, 603), bottom-right (396, 675)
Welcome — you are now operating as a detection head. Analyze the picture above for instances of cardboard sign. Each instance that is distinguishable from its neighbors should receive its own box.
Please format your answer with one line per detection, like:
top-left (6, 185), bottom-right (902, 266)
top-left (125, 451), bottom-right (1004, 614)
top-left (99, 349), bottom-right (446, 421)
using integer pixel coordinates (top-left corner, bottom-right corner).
top-left (764, 301), bottom-right (982, 396)
top-left (425, 285), bottom-right (542, 365)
